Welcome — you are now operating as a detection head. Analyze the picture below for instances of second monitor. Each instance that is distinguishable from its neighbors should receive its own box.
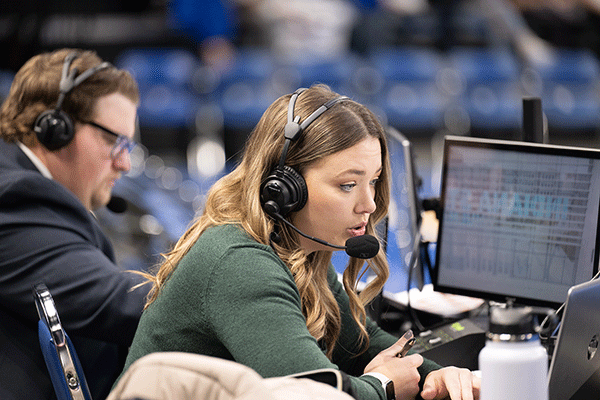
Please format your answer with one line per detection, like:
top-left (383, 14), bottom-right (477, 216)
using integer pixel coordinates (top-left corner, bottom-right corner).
top-left (433, 135), bottom-right (600, 308)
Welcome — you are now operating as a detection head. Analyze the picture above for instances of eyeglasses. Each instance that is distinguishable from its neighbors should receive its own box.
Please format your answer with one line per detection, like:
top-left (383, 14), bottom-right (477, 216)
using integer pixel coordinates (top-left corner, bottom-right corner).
top-left (84, 121), bottom-right (136, 159)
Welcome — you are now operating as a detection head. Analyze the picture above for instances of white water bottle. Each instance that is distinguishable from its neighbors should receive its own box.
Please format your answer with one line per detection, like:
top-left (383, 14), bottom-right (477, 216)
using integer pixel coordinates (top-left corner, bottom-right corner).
top-left (479, 306), bottom-right (549, 400)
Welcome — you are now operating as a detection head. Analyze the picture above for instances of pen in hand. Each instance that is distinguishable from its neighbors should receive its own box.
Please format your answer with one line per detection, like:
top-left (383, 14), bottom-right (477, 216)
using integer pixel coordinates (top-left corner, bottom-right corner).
top-left (395, 329), bottom-right (416, 358)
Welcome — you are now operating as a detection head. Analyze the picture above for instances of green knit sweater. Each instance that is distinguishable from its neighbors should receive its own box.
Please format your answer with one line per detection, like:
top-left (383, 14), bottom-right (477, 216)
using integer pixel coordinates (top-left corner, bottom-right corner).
top-left (120, 224), bottom-right (441, 399)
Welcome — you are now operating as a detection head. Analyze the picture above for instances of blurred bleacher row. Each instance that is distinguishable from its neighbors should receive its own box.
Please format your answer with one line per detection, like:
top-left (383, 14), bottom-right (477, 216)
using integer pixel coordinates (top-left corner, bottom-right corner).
top-left (112, 44), bottom-right (600, 152)
top-left (2, 43), bottom-right (593, 156)
top-left (1, 43), bottom-right (600, 270)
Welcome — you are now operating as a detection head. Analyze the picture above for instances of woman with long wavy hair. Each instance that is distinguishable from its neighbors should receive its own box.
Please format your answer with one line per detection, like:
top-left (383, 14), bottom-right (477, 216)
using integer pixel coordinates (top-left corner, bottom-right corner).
top-left (119, 84), bottom-right (479, 400)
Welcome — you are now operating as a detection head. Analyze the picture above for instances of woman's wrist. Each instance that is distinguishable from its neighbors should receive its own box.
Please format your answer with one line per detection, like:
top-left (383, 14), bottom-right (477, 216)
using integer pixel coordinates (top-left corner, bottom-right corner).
top-left (361, 372), bottom-right (395, 400)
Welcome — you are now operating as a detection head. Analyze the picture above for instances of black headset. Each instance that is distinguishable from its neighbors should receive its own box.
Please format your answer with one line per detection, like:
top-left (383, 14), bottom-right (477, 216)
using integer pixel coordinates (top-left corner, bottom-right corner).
top-left (33, 51), bottom-right (111, 151)
top-left (260, 88), bottom-right (349, 218)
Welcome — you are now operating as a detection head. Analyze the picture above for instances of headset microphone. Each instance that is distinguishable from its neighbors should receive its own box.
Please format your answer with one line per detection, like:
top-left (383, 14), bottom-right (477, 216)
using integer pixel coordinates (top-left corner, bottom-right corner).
top-left (345, 235), bottom-right (380, 259)
top-left (270, 211), bottom-right (380, 259)
top-left (106, 195), bottom-right (128, 213)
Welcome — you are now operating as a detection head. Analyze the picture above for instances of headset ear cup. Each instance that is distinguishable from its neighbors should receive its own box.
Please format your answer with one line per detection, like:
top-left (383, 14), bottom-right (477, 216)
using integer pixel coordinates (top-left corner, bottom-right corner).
top-left (282, 166), bottom-right (307, 213)
top-left (260, 166), bottom-right (308, 217)
top-left (33, 109), bottom-right (75, 151)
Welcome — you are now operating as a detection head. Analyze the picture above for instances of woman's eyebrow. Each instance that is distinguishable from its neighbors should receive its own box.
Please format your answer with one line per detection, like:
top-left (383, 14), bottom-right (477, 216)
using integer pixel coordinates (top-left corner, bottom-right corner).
top-left (336, 166), bottom-right (383, 177)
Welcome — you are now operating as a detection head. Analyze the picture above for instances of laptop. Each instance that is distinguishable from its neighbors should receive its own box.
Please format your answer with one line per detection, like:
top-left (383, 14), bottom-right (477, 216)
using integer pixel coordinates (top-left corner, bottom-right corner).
top-left (548, 278), bottom-right (600, 399)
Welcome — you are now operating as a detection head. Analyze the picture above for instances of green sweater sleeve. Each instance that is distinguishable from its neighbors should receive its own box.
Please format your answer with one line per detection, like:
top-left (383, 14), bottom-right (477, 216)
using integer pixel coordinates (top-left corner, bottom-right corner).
top-left (326, 266), bottom-right (442, 398)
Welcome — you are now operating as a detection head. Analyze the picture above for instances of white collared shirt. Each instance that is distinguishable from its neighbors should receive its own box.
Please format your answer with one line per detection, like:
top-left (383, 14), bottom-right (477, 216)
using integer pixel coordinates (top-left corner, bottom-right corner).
top-left (17, 141), bottom-right (53, 179)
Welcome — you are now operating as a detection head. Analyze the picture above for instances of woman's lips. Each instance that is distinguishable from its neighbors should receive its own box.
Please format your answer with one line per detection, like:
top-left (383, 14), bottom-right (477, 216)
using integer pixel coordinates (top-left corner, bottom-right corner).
top-left (348, 225), bottom-right (366, 237)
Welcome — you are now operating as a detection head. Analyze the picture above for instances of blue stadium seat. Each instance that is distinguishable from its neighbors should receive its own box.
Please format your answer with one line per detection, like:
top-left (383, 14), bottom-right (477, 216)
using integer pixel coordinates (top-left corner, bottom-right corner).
top-left (216, 49), bottom-right (278, 131)
top-left (0, 70), bottom-right (15, 103)
top-left (115, 48), bottom-right (199, 89)
top-left (527, 49), bottom-right (600, 130)
top-left (292, 57), bottom-right (356, 93)
top-left (217, 48), bottom-right (275, 88)
top-left (136, 84), bottom-right (201, 129)
top-left (218, 81), bottom-right (276, 131)
top-left (115, 48), bottom-right (202, 129)
top-left (370, 47), bottom-right (446, 131)
top-left (446, 47), bottom-right (522, 130)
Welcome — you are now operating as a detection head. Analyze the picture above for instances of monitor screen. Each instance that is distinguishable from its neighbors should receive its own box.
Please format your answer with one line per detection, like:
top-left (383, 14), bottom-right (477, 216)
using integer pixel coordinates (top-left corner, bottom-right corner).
top-left (383, 127), bottom-right (424, 293)
top-left (433, 135), bottom-right (600, 308)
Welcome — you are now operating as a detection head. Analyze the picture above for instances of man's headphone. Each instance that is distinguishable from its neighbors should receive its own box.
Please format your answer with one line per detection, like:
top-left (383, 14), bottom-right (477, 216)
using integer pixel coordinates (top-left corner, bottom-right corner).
top-left (33, 51), bottom-right (111, 151)
top-left (260, 88), bottom-right (348, 218)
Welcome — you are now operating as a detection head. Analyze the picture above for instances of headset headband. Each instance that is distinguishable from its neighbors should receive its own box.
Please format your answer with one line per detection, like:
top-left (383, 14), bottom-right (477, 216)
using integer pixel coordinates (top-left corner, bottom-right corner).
top-left (55, 52), bottom-right (111, 112)
top-left (277, 88), bottom-right (349, 170)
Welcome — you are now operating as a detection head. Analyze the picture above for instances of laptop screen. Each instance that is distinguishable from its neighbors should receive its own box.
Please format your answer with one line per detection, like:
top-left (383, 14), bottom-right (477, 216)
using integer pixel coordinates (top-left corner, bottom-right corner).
top-left (433, 136), bottom-right (600, 308)
top-left (548, 278), bottom-right (600, 400)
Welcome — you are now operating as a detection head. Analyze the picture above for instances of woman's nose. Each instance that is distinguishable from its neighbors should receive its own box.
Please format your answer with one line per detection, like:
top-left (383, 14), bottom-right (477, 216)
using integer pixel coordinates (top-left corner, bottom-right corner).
top-left (356, 189), bottom-right (377, 215)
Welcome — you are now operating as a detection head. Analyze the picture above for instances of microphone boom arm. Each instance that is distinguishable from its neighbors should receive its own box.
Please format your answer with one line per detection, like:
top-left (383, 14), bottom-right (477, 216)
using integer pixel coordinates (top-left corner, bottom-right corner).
top-left (270, 211), bottom-right (379, 259)
top-left (272, 212), bottom-right (346, 249)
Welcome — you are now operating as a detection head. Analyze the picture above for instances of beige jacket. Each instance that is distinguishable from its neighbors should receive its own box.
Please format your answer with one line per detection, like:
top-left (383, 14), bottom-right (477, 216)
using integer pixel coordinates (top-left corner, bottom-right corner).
top-left (107, 352), bottom-right (355, 400)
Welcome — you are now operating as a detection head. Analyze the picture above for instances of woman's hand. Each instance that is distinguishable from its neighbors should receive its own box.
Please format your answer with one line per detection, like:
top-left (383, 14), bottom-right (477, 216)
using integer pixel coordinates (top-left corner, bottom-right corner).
top-left (364, 338), bottom-right (424, 400)
top-left (420, 367), bottom-right (481, 400)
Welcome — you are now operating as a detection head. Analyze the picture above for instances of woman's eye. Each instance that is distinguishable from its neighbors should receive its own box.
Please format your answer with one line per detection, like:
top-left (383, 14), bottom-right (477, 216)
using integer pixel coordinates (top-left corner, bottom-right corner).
top-left (340, 183), bottom-right (356, 192)
top-left (370, 177), bottom-right (380, 186)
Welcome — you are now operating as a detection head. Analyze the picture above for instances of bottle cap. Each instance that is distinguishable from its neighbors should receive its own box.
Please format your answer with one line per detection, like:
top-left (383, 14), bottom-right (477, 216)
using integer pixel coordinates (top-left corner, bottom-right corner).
top-left (487, 306), bottom-right (538, 341)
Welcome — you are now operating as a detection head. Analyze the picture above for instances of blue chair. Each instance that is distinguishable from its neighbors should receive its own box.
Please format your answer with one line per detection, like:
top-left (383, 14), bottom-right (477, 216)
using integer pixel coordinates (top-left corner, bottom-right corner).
top-left (527, 49), bottom-right (600, 130)
top-left (370, 47), bottom-right (447, 131)
top-left (0, 70), bottom-right (14, 103)
top-left (114, 48), bottom-right (202, 129)
top-left (33, 283), bottom-right (92, 400)
top-left (446, 47), bottom-right (522, 131)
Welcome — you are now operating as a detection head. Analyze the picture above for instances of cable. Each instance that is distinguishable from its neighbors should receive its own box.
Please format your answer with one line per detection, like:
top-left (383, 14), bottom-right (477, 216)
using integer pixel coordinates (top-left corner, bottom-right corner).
top-left (406, 228), bottom-right (425, 332)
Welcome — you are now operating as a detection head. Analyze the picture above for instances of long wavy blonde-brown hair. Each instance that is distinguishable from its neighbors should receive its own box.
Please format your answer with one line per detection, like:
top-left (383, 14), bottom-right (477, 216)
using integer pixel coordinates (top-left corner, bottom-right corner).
top-left (141, 84), bottom-right (391, 358)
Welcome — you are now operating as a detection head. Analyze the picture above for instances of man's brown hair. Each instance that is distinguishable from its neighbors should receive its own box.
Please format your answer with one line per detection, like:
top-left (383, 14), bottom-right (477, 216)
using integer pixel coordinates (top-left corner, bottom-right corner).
top-left (0, 48), bottom-right (139, 146)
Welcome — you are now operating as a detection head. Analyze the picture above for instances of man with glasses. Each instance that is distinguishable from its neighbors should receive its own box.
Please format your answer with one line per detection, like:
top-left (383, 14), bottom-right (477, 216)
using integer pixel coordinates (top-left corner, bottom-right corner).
top-left (0, 48), bottom-right (149, 400)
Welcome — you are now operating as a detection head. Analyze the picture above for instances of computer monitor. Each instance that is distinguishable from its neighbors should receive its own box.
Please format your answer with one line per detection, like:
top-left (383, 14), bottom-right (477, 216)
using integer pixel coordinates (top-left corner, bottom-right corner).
top-left (433, 135), bottom-right (600, 308)
top-left (383, 127), bottom-right (424, 293)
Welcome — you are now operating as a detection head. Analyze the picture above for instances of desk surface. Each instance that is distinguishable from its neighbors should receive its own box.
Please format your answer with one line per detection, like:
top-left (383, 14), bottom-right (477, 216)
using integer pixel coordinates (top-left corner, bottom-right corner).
top-left (384, 284), bottom-right (485, 319)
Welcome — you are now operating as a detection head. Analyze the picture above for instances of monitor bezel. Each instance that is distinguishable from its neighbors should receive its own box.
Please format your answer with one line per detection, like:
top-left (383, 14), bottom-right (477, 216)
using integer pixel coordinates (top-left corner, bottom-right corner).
top-left (433, 135), bottom-right (600, 309)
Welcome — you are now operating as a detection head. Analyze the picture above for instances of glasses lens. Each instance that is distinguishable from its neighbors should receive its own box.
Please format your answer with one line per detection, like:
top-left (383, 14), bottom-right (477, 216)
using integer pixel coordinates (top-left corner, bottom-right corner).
top-left (111, 136), bottom-right (136, 159)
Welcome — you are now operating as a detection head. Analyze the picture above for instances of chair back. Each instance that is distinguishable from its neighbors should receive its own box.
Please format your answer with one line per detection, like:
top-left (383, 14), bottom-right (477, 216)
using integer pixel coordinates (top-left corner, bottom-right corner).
top-left (33, 283), bottom-right (92, 400)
